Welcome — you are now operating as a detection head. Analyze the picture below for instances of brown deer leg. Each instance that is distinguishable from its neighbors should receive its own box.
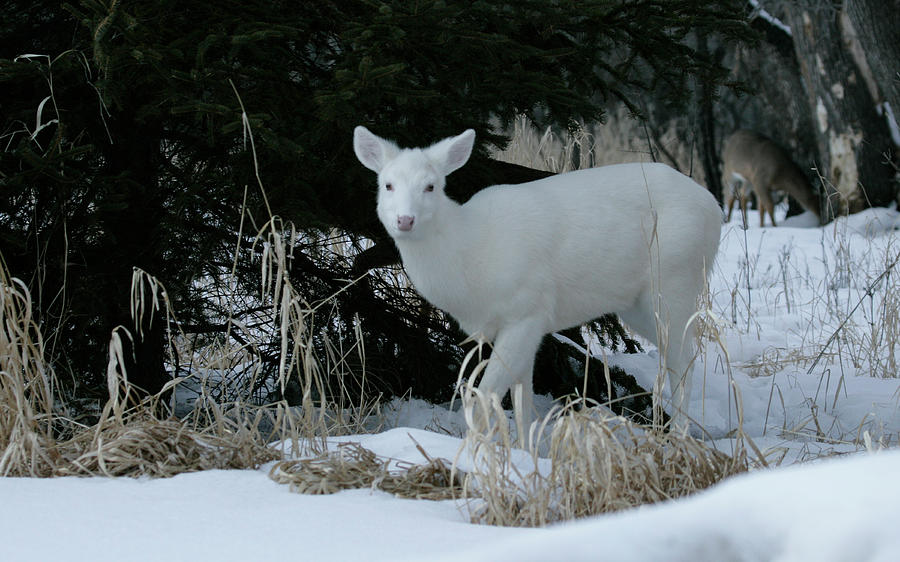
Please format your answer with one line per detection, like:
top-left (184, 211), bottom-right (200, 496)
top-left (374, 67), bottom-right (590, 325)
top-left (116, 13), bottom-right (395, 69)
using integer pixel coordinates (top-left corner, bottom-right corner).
top-left (757, 187), bottom-right (776, 227)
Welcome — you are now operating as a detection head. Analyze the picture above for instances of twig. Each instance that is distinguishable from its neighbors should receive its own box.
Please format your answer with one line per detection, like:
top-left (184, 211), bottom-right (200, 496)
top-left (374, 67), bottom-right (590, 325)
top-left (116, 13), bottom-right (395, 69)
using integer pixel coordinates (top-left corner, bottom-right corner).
top-left (807, 251), bottom-right (900, 374)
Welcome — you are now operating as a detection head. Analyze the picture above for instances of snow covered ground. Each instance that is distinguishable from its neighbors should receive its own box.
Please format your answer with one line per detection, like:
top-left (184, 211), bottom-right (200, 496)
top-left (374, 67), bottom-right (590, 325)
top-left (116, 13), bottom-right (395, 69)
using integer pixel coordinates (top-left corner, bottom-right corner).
top-left (4, 204), bottom-right (900, 561)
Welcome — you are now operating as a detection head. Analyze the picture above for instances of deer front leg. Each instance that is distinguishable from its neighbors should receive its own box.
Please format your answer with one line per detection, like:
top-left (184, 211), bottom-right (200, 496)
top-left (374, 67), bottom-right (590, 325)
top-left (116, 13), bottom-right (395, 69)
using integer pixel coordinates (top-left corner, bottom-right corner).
top-left (477, 318), bottom-right (546, 446)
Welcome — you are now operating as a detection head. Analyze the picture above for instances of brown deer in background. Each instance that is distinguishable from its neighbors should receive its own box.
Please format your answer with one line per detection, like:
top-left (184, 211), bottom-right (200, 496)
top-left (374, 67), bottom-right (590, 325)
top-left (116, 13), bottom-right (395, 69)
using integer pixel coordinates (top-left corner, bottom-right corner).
top-left (722, 130), bottom-right (821, 227)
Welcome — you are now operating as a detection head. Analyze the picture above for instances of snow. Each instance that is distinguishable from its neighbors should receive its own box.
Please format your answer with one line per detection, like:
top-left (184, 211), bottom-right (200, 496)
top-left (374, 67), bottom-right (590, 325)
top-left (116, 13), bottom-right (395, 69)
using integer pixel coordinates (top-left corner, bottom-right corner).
top-left (3, 435), bottom-right (899, 561)
top-left (748, 0), bottom-right (792, 37)
top-left (1, 460), bottom-right (524, 562)
top-left (4, 203), bottom-right (900, 561)
top-left (440, 449), bottom-right (900, 562)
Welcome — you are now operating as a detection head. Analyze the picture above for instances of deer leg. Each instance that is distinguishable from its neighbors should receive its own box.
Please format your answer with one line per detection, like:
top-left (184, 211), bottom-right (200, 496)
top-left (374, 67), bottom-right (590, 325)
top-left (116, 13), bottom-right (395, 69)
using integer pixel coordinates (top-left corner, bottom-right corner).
top-left (619, 281), bottom-right (698, 433)
top-left (478, 318), bottom-right (546, 446)
top-left (723, 180), bottom-right (736, 223)
top-left (757, 186), bottom-right (776, 227)
top-left (740, 188), bottom-right (750, 225)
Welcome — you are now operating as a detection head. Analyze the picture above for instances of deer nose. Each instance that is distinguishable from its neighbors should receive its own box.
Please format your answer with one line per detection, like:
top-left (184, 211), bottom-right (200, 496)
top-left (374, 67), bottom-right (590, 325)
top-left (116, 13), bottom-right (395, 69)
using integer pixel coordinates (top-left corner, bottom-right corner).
top-left (397, 215), bottom-right (415, 231)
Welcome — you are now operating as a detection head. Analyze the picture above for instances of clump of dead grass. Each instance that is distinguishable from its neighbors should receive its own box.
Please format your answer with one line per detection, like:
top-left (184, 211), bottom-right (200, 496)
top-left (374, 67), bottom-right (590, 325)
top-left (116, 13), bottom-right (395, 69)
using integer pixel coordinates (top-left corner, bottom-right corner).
top-left (0, 261), bottom-right (285, 477)
top-left (0, 265), bottom-right (61, 476)
top-left (3, 84), bottom-right (379, 479)
top-left (57, 411), bottom-right (279, 477)
top-left (0, 221), bottom-right (377, 478)
top-left (270, 439), bottom-right (464, 500)
top-left (492, 109), bottom-right (703, 182)
top-left (460, 391), bottom-right (749, 527)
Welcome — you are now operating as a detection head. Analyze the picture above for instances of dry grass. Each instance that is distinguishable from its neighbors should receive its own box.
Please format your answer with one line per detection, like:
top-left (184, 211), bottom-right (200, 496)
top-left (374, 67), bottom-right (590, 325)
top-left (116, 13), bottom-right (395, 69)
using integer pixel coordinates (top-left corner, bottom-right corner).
top-left (458, 390), bottom-right (749, 527)
top-left (253, 220), bottom-right (379, 448)
top-left (0, 222), bottom-right (376, 478)
top-left (442, 330), bottom-right (749, 528)
top-left (492, 109), bottom-right (703, 182)
top-left (0, 264), bottom-right (60, 476)
top-left (2, 84), bottom-right (378, 479)
top-left (56, 412), bottom-right (279, 477)
top-left (270, 440), bottom-right (463, 500)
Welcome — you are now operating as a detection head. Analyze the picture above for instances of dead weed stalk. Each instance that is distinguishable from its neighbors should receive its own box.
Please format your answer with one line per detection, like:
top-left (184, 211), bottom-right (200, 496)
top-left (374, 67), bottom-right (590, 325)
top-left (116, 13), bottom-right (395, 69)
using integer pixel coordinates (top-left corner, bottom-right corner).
top-left (1, 223), bottom-right (376, 478)
top-left (0, 264), bottom-right (60, 476)
top-left (270, 439), bottom-right (463, 500)
top-left (459, 391), bottom-right (749, 527)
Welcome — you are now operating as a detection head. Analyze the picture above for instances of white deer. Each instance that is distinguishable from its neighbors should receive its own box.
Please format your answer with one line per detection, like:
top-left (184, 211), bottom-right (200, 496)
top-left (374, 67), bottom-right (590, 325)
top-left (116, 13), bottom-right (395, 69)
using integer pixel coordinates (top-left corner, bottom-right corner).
top-left (353, 126), bottom-right (722, 436)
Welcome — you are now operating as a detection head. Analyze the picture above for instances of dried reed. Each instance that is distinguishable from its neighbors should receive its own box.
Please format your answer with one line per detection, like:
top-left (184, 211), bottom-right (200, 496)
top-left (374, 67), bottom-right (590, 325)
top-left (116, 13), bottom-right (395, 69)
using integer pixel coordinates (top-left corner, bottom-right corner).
top-left (492, 109), bottom-right (703, 182)
top-left (0, 264), bottom-right (60, 476)
top-left (0, 224), bottom-right (376, 478)
top-left (2, 83), bottom-right (378, 479)
top-left (460, 392), bottom-right (749, 527)
top-left (270, 440), bottom-right (464, 500)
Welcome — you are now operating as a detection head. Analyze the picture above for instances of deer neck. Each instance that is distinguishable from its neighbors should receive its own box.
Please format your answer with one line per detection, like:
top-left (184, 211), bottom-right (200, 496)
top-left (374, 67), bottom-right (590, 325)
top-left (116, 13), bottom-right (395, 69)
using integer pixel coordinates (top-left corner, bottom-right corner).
top-left (392, 201), bottom-right (475, 311)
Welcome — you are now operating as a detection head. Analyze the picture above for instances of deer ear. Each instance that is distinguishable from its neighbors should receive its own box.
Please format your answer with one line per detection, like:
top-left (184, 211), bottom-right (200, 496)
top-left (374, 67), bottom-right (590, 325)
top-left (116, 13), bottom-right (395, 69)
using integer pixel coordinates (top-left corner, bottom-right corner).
top-left (427, 129), bottom-right (475, 176)
top-left (354, 126), bottom-right (400, 173)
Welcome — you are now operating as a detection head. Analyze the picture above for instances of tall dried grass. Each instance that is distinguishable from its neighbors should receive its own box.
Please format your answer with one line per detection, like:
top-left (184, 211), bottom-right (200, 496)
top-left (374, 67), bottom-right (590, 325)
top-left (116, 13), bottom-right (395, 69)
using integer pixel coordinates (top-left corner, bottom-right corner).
top-left (0, 263), bottom-right (60, 476)
top-left (2, 80), bottom-right (383, 478)
top-left (1, 81), bottom-right (378, 479)
top-left (492, 109), bottom-right (703, 182)
top-left (458, 389), bottom-right (748, 527)
top-left (0, 223), bottom-right (377, 477)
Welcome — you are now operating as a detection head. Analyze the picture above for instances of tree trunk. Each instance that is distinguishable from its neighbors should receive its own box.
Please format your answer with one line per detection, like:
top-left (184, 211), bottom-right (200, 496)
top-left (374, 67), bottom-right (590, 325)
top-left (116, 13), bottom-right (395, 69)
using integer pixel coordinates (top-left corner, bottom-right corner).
top-left (99, 112), bottom-right (170, 403)
top-left (843, 0), bottom-right (900, 117)
top-left (741, 10), bottom-right (820, 179)
top-left (785, 2), bottom-right (896, 218)
top-left (696, 32), bottom-right (724, 202)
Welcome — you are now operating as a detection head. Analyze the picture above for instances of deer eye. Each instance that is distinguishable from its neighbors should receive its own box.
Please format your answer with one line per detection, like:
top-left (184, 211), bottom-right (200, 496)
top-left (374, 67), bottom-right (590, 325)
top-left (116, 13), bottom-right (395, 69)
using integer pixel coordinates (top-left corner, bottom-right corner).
top-left (424, 184), bottom-right (434, 192)
top-left (385, 183), bottom-right (393, 191)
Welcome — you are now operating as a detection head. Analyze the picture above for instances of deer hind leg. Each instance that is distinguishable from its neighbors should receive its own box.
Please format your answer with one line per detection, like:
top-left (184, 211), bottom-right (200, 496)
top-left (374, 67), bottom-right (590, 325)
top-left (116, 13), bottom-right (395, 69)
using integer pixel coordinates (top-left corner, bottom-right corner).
top-left (661, 298), bottom-right (696, 432)
top-left (619, 282), bottom-right (698, 433)
top-left (724, 174), bottom-right (746, 224)
top-left (756, 185), bottom-right (777, 227)
top-left (739, 186), bottom-right (751, 225)
top-left (477, 318), bottom-right (545, 445)
top-left (723, 178), bottom-right (736, 223)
